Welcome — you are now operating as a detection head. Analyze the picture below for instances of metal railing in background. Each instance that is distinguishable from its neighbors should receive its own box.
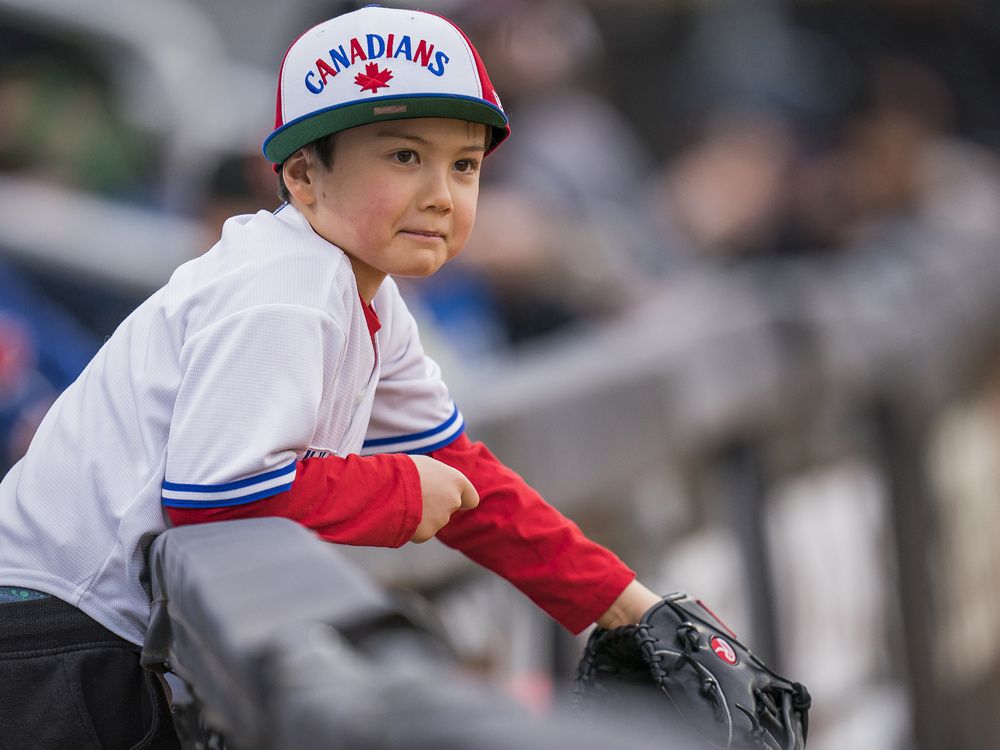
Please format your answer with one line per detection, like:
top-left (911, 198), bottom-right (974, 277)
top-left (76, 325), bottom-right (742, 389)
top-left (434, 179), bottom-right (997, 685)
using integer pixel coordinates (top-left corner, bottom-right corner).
top-left (0, 176), bottom-right (200, 294)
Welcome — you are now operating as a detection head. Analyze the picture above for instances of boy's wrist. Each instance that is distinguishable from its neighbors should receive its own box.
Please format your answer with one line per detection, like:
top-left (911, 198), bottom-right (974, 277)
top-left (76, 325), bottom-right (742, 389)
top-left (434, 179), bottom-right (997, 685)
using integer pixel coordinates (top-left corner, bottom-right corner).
top-left (595, 579), bottom-right (662, 630)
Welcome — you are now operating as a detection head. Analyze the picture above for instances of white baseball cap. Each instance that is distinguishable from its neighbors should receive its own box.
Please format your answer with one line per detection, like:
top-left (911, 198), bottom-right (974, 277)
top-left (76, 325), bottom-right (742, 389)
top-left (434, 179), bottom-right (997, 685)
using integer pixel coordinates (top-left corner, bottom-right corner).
top-left (263, 4), bottom-right (510, 165)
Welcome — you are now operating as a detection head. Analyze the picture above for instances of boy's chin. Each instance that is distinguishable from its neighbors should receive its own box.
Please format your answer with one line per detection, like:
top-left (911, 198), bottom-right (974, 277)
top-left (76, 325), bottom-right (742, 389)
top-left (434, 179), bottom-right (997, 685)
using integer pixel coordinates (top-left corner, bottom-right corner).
top-left (399, 255), bottom-right (451, 278)
top-left (399, 263), bottom-right (444, 279)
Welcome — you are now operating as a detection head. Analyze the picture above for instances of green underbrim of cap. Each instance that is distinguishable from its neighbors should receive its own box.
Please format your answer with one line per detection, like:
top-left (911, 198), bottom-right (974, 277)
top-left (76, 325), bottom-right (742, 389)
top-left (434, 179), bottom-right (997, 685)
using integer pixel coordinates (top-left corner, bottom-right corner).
top-left (263, 95), bottom-right (509, 165)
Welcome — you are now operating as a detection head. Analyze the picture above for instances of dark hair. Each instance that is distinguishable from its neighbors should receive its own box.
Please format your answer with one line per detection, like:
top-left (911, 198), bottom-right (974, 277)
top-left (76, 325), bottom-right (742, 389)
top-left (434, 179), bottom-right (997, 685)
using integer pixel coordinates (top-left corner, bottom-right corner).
top-left (276, 132), bottom-right (338, 203)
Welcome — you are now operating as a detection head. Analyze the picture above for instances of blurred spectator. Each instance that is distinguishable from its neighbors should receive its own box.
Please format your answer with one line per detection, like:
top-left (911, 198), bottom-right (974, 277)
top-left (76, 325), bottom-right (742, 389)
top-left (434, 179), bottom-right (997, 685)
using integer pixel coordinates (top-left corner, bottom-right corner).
top-left (646, 1), bottom-right (1000, 264)
top-left (654, 112), bottom-right (801, 261)
top-left (636, 0), bottom-right (854, 261)
top-left (198, 151), bottom-right (280, 248)
top-left (0, 23), bottom-right (158, 202)
top-left (793, 54), bottom-right (1000, 246)
top-left (0, 259), bottom-right (100, 472)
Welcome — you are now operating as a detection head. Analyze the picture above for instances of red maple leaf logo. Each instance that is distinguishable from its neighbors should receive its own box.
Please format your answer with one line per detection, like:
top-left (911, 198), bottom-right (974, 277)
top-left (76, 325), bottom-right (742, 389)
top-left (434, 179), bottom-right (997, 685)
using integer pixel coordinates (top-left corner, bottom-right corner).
top-left (354, 63), bottom-right (393, 94)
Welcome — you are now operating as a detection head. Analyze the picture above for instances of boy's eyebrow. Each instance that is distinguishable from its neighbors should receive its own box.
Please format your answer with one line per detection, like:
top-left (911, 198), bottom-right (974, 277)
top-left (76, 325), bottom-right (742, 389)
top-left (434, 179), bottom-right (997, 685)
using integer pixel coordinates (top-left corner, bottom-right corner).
top-left (374, 129), bottom-right (487, 152)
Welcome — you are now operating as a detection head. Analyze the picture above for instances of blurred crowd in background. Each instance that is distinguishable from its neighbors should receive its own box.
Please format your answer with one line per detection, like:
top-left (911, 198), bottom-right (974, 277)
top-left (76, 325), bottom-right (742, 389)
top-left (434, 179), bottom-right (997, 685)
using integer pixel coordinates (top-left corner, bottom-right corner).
top-left (1, 0), bottom-right (998, 471)
top-left (1, 1), bottom-right (1000, 746)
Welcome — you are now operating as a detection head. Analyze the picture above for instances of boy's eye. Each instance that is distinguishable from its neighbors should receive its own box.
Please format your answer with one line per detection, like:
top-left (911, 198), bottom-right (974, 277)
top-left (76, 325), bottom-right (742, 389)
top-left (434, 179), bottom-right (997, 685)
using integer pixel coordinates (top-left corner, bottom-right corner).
top-left (393, 150), bottom-right (415, 164)
top-left (454, 159), bottom-right (479, 174)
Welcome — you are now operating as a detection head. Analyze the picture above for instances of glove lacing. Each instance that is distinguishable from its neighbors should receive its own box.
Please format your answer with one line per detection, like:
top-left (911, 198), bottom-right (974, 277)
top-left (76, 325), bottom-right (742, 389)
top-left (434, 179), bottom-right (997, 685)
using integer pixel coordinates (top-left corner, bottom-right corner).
top-left (638, 620), bottom-right (735, 749)
top-left (574, 617), bottom-right (809, 750)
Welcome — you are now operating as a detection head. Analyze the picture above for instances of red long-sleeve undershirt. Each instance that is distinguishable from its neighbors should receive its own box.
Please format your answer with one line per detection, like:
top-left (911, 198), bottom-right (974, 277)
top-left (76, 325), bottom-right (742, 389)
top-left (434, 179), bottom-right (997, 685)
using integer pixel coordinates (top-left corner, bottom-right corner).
top-left (432, 435), bottom-right (637, 633)
top-left (166, 436), bottom-right (635, 633)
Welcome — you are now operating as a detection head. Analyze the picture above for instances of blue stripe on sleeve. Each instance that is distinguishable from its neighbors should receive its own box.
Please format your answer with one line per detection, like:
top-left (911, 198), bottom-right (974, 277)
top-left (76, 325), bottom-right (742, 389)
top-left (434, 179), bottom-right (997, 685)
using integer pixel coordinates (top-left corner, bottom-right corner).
top-left (162, 460), bottom-right (296, 493)
top-left (401, 422), bottom-right (466, 455)
top-left (162, 480), bottom-right (295, 509)
top-left (362, 404), bottom-right (460, 449)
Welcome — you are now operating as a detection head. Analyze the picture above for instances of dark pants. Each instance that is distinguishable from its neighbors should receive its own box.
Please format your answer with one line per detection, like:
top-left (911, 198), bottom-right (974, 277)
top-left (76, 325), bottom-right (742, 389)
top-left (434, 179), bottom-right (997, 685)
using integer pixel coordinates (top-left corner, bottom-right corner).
top-left (0, 594), bottom-right (181, 750)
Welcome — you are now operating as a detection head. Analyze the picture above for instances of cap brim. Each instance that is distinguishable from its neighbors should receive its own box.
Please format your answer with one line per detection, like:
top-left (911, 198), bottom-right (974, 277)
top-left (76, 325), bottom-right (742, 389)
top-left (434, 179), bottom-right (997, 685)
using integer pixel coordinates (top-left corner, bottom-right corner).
top-left (263, 94), bottom-right (509, 164)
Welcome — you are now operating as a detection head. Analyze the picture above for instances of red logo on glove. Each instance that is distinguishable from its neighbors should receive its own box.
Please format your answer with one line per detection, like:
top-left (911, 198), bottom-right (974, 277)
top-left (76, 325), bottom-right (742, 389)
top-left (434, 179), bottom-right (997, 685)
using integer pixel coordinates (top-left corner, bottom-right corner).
top-left (711, 636), bottom-right (738, 665)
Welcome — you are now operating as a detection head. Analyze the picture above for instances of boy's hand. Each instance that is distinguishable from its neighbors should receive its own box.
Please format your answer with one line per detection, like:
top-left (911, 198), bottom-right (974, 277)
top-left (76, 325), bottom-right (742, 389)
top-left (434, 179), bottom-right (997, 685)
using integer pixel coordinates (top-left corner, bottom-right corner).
top-left (409, 455), bottom-right (479, 543)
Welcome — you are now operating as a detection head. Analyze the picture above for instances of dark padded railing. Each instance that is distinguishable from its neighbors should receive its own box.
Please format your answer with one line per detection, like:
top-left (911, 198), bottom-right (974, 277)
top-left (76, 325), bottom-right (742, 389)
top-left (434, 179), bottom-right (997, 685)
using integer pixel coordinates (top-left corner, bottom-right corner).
top-left (142, 518), bottom-right (681, 750)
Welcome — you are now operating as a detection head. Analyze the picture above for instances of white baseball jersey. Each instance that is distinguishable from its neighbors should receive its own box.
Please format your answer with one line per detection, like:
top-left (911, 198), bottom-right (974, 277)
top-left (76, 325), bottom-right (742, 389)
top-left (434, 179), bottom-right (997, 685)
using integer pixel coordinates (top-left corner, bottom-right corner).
top-left (0, 203), bottom-right (463, 645)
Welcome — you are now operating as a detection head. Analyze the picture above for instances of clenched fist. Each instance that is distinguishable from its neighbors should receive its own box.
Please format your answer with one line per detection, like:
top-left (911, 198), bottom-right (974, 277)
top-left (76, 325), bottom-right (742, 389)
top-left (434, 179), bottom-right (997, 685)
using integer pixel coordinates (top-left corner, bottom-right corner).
top-left (408, 454), bottom-right (479, 543)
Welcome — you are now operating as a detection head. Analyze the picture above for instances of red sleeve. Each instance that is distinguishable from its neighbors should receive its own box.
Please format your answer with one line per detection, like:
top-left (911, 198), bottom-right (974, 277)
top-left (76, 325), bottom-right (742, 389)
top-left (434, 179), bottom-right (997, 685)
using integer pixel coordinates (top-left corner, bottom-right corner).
top-left (431, 435), bottom-right (636, 634)
top-left (165, 453), bottom-right (422, 548)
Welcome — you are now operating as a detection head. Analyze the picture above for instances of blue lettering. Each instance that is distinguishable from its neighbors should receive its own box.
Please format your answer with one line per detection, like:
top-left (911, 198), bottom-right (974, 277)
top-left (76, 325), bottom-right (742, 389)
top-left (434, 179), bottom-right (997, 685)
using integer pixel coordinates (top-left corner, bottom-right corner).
top-left (428, 50), bottom-right (450, 77)
top-left (366, 34), bottom-right (386, 59)
top-left (392, 35), bottom-right (413, 61)
top-left (329, 45), bottom-right (350, 72)
top-left (304, 70), bottom-right (324, 93)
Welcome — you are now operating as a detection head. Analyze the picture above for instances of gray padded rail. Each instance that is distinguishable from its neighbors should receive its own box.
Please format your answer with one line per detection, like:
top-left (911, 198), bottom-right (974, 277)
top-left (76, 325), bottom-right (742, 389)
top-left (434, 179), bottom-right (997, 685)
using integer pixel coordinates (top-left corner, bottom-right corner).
top-left (142, 519), bottom-right (674, 750)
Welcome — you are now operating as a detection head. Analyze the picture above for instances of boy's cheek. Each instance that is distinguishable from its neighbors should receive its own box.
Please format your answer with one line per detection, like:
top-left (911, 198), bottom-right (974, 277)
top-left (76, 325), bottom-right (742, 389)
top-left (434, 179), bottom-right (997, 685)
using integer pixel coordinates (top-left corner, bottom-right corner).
top-left (346, 187), bottom-right (399, 225)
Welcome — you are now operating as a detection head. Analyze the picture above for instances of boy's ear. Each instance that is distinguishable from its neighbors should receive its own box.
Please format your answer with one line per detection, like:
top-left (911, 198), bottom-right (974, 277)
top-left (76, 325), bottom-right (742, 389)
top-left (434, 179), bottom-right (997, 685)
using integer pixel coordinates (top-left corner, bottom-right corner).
top-left (282, 149), bottom-right (315, 206)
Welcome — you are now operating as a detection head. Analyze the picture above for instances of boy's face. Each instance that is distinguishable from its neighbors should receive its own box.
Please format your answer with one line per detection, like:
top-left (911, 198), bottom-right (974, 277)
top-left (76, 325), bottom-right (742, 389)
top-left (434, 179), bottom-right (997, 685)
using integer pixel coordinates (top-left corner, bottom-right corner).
top-left (297, 117), bottom-right (487, 299)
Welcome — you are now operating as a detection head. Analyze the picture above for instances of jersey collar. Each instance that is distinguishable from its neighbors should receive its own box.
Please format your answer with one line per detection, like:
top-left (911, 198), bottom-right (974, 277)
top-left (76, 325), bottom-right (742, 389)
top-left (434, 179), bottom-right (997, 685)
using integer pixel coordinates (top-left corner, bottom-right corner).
top-left (272, 201), bottom-right (313, 232)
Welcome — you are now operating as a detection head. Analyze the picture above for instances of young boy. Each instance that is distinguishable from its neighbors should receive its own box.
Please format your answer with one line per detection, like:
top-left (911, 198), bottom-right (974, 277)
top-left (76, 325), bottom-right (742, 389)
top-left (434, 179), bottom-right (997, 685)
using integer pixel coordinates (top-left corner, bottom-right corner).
top-left (0, 5), bottom-right (659, 746)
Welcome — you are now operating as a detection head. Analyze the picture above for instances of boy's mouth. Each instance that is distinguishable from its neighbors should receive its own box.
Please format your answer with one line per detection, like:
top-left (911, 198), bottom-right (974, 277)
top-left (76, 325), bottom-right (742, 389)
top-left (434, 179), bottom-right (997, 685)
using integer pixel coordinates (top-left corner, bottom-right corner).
top-left (399, 229), bottom-right (445, 239)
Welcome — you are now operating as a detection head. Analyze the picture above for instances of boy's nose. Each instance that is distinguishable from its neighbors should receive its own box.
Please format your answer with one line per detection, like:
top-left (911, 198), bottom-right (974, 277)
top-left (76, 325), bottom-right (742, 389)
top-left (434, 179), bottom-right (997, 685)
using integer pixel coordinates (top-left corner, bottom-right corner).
top-left (419, 170), bottom-right (453, 213)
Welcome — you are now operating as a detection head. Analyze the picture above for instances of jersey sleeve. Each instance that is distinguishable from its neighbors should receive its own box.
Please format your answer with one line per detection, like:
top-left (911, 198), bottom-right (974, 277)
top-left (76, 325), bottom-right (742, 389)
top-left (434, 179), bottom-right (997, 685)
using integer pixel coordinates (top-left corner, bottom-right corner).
top-left (361, 280), bottom-right (465, 455)
top-left (161, 303), bottom-right (345, 508)
top-left (430, 435), bottom-right (636, 634)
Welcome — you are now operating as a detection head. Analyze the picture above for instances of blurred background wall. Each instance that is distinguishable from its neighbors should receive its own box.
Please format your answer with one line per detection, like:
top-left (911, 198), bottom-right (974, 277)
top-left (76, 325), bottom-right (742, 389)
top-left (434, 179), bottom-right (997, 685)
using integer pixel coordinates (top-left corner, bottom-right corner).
top-left (2, 1), bottom-right (1000, 748)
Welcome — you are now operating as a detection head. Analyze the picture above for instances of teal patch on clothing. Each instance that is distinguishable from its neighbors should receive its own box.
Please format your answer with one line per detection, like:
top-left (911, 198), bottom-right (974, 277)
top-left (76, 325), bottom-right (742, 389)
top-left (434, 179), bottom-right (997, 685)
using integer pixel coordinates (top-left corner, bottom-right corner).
top-left (0, 587), bottom-right (51, 603)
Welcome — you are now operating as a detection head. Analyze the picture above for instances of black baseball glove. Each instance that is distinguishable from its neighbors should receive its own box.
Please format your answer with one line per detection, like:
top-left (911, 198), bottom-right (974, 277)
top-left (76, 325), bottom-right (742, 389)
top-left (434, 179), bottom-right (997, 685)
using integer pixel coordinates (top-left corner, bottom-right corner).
top-left (573, 593), bottom-right (810, 749)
